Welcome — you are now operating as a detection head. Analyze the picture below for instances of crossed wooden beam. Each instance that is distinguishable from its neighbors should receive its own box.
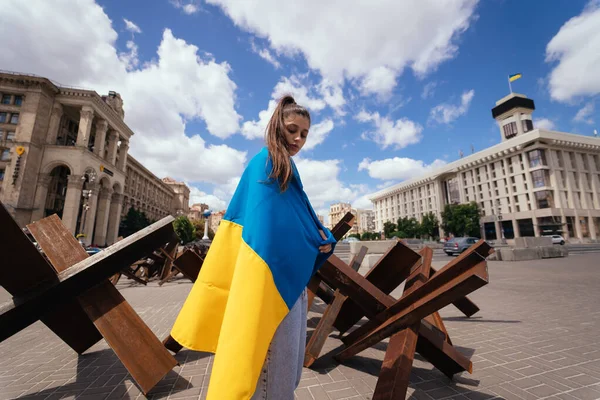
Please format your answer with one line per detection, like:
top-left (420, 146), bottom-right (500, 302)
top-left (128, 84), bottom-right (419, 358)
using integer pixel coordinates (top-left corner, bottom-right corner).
top-left (305, 212), bottom-right (492, 399)
top-left (0, 203), bottom-right (179, 395)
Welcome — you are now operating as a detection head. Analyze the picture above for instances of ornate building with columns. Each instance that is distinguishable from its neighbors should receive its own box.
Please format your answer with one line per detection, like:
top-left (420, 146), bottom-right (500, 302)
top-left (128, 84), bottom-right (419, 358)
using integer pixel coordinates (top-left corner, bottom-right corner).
top-left (369, 93), bottom-right (600, 243)
top-left (0, 72), bottom-right (189, 246)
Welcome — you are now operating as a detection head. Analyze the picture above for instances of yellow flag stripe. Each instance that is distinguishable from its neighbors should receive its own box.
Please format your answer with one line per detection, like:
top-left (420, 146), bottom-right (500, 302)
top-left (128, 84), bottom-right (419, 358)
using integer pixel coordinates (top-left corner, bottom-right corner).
top-left (171, 220), bottom-right (289, 399)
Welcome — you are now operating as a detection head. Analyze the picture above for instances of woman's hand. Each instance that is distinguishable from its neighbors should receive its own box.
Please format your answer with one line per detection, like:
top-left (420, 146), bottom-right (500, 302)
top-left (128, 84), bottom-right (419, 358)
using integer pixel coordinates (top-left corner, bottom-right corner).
top-left (318, 230), bottom-right (332, 253)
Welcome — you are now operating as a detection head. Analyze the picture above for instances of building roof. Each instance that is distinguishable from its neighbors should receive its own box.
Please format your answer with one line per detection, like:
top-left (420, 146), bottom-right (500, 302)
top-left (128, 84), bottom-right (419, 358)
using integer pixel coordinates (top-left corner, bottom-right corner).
top-left (368, 129), bottom-right (600, 201)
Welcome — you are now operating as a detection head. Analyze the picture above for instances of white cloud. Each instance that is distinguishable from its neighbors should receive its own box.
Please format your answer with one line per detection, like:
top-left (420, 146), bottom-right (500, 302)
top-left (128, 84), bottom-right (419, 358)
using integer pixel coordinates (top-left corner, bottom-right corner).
top-left (359, 66), bottom-right (397, 98)
top-left (119, 40), bottom-right (139, 71)
top-left (189, 186), bottom-right (227, 211)
top-left (318, 79), bottom-right (346, 115)
top-left (358, 157), bottom-right (447, 181)
top-left (250, 40), bottom-right (281, 69)
top-left (356, 110), bottom-right (423, 150)
top-left (0, 0), bottom-right (245, 185)
top-left (170, 0), bottom-right (201, 14)
top-left (303, 119), bottom-right (334, 150)
top-left (272, 75), bottom-right (327, 112)
top-left (242, 75), bottom-right (336, 146)
top-left (545, 0), bottom-right (600, 102)
top-left (123, 18), bottom-right (142, 34)
top-left (352, 194), bottom-right (374, 210)
top-left (574, 102), bottom-right (595, 124)
top-left (377, 180), bottom-right (396, 189)
top-left (295, 158), bottom-right (356, 208)
top-left (429, 89), bottom-right (475, 124)
top-left (421, 81), bottom-right (437, 99)
top-left (204, 0), bottom-right (478, 96)
top-left (535, 118), bottom-right (556, 130)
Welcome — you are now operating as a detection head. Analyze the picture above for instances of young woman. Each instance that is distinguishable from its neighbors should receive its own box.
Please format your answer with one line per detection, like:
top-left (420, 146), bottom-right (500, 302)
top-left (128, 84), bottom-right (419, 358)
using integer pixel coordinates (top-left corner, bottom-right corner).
top-left (169, 95), bottom-right (337, 400)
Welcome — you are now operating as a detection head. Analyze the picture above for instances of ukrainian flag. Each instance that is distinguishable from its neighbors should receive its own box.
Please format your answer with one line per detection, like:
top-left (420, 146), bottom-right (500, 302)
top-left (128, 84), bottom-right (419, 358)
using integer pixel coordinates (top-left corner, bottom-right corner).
top-left (509, 73), bottom-right (522, 82)
top-left (170, 147), bottom-right (336, 399)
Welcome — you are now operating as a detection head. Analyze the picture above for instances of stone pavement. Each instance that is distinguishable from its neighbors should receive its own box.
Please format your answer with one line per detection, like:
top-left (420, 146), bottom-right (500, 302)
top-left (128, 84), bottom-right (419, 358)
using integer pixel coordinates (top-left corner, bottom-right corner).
top-left (1, 253), bottom-right (600, 400)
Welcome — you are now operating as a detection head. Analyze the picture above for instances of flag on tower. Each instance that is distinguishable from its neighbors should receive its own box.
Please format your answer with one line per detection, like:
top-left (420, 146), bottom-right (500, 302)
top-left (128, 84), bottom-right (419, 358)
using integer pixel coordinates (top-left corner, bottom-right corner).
top-left (508, 73), bottom-right (522, 82)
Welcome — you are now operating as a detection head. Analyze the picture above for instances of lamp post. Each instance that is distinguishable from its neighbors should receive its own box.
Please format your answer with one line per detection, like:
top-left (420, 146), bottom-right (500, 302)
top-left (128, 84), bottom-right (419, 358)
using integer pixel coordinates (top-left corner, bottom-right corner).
top-left (496, 199), bottom-right (506, 243)
top-left (202, 209), bottom-right (212, 240)
top-left (78, 170), bottom-right (97, 245)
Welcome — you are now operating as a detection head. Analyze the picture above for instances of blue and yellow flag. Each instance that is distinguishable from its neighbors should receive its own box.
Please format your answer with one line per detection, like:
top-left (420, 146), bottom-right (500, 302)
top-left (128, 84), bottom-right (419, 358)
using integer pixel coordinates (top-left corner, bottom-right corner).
top-left (170, 147), bottom-right (336, 399)
top-left (509, 73), bottom-right (522, 82)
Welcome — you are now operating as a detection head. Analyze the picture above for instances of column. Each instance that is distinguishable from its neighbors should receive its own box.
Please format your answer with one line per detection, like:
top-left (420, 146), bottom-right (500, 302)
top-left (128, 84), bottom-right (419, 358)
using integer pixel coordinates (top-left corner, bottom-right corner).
top-left (76, 106), bottom-right (94, 148)
top-left (93, 119), bottom-right (108, 158)
top-left (46, 103), bottom-right (63, 145)
top-left (117, 139), bottom-right (129, 171)
top-left (588, 211), bottom-right (597, 240)
top-left (31, 173), bottom-right (52, 222)
top-left (61, 175), bottom-right (84, 234)
top-left (533, 219), bottom-right (541, 237)
top-left (512, 218), bottom-right (521, 238)
top-left (106, 130), bottom-right (119, 165)
top-left (82, 183), bottom-right (100, 246)
top-left (94, 188), bottom-right (113, 246)
top-left (106, 193), bottom-right (124, 245)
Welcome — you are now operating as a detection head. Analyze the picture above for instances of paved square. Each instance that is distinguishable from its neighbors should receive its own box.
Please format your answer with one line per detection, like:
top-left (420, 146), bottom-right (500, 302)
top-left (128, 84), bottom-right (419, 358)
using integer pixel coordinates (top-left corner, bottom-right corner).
top-left (1, 252), bottom-right (599, 400)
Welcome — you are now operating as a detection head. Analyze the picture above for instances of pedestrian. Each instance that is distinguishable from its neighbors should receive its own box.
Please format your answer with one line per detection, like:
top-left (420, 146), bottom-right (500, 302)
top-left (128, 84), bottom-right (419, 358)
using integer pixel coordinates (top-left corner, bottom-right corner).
top-left (168, 95), bottom-right (337, 399)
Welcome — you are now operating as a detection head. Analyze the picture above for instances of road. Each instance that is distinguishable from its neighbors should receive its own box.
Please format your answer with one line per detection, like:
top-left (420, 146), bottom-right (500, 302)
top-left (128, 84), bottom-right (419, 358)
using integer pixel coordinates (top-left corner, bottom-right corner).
top-left (334, 242), bottom-right (600, 264)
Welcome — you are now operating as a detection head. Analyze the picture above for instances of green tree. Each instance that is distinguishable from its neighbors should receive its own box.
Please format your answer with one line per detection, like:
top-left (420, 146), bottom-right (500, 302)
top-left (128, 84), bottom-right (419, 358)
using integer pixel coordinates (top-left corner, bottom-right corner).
top-left (361, 231), bottom-right (375, 240)
top-left (348, 233), bottom-right (361, 240)
top-left (420, 212), bottom-right (439, 239)
top-left (396, 216), bottom-right (421, 238)
top-left (383, 221), bottom-right (397, 238)
top-left (173, 215), bottom-right (196, 244)
top-left (441, 202), bottom-right (481, 237)
top-left (119, 206), bottom-right (152, 238)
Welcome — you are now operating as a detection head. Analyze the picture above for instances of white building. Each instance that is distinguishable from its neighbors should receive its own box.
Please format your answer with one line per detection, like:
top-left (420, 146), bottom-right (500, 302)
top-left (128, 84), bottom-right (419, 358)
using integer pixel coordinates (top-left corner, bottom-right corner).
top-left (369, 93), bottom-right (600, 243)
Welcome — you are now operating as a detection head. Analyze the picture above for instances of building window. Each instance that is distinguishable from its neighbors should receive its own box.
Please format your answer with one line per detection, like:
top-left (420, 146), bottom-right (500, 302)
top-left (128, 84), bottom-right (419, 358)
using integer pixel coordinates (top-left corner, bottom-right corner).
top-left (14, 95), bottom-right (23, 106)
top-left (6, 131), bottom-right (15, 141)
top-left (527, 149), bottom-right (547, 168)
top-left (10, 113), bottom-right (19, 124)
top-left (0, 168), bottom-right (4, 181)
top-left (581, 154), bottom-right (589, 171)
top-left (503, 122), bottom-right (518, 139)
top-left (0, 112), bottom-right (7, 123)
top-left (522, 119), bottom-right (534, 132)
top-left (569, 152), bottom-right (576, 169)
top-left (535, 190), bottom-right (554, 209)
top-left (531, 170), bottom-right (549, 188)
top-left (1, 148), bottom-right (10, 161)
top-left (1, 95), bottom-right (11, 104)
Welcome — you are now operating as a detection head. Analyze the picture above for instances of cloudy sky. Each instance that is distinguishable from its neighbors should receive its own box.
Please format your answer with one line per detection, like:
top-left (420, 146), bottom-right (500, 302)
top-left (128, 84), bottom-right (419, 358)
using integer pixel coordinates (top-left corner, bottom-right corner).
top-left (1, 0), bottom-right (599, 222)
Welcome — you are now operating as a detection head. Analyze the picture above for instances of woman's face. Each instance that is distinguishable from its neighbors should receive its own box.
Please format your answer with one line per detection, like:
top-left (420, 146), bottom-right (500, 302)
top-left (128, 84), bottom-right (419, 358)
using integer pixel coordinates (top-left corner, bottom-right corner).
top-left (283, 113), bottom-right (310, 156)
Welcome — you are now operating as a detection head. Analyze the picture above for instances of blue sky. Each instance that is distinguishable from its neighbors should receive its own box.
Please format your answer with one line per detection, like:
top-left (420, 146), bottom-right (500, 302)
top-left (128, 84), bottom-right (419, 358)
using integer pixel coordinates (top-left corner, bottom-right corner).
top-left (3, 0), bottom-right (599, 219)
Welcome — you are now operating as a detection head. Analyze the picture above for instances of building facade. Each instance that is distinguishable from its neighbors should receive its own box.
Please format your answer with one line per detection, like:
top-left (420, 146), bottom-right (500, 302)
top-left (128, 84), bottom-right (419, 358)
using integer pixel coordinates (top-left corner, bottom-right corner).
top-left (369, 93), bottom-right (600, 243)
top-left (188, 203), bottom-right (209, 220)
top-left (162, 177), bottom-right (190, 216)
top-left (328, 202), bottom-right (375, 235)
top-left (209, 210), bottom-right (225, 233)
top-left (123, 157), bottom-right (178, 222)
top-left (329, 202), bottom-right (353, 230)
top-left (358, 209), bottom-right (376, 234)
top-left (0, 72), bottom-right (189, 246)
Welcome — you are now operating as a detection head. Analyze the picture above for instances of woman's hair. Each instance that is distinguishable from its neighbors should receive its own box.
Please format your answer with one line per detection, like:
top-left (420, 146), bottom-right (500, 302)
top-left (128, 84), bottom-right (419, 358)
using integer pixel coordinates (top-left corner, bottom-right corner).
top-left (265, 95), bottom-right (311, 192)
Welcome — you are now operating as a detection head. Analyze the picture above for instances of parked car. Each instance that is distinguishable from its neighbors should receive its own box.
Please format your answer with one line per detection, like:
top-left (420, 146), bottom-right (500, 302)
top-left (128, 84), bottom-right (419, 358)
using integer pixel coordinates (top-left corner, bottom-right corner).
top-left (443, 237), bottom-right (479, 256)
top-left (544, 235), bottom-right (565, 245)
top-left (341, 237), bottom-right (360, 243)
top-left (85, 246), bottom-right (102, 256)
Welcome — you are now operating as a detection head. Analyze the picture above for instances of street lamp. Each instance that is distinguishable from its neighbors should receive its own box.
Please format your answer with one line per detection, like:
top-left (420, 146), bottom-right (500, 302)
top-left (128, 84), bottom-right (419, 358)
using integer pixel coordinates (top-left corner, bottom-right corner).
top-left (78, 170), bottom-right (97, 243)
top-left (496, 199), bottom-right (506, 243)
top-left (202, 209), bottom-right (212, 240)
